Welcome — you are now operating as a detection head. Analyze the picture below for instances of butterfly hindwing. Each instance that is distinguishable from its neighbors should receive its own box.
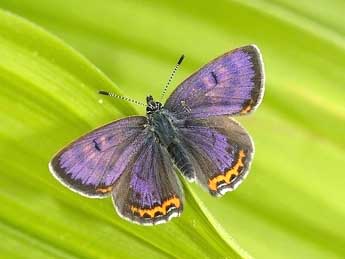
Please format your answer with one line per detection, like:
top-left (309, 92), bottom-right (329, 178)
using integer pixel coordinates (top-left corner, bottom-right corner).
top-left (112, 133), bottom-right (183, 225)
top-left (49, 116), bottom-right (148, 198)
top-left (174, 116), bottom-right (254, 196)
top-left (164, 45), bottom-right (264, 119)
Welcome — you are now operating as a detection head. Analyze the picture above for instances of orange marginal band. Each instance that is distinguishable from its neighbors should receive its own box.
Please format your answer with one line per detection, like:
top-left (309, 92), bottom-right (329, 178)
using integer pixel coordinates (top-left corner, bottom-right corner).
top-left (131, 196), bottom-right (181, 218)
top-left (96, 186), bottom-right (113, 193)
top-left (208, 150), bottom-right (246, 191)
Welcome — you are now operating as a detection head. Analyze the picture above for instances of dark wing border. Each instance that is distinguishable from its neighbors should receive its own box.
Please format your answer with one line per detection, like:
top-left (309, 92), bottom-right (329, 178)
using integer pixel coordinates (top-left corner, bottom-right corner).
top-left (240, 45), bottom-right (265, 115)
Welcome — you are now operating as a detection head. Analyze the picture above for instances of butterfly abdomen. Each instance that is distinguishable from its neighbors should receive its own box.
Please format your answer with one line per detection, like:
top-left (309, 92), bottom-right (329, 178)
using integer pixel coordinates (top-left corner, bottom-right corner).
top-left (167, 143), bottom-right (194, 180)
top-left (150, 109), bottom-right (195, 180)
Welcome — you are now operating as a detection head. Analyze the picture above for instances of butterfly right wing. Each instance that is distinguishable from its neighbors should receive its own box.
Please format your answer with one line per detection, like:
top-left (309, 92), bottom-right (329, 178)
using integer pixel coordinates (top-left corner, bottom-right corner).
top-left (49, 116), bottom-right (148, 198)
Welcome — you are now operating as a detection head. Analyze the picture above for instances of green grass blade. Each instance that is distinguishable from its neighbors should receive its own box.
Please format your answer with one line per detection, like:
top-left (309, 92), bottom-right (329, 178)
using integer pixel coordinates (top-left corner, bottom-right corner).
top-left (0, 8), bottom-right (245, 259)
top-left (0, 0), bottom-right (344, 258)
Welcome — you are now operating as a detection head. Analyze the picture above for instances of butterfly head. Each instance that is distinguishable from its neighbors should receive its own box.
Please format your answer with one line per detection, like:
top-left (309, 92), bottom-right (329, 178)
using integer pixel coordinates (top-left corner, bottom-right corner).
top-left (146, 95), bottom-right (162, 115)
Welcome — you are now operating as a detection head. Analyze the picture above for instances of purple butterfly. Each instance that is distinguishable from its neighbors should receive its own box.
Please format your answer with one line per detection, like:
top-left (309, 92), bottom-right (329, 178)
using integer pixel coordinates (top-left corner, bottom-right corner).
top-left (49, 45), bottom-right (265, 225)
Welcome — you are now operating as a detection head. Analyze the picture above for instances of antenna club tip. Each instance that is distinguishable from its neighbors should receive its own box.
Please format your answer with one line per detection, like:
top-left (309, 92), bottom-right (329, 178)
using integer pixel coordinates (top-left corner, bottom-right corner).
top-left (178, 55), bottom-right (185, 65)
top-left (98, 90), bottom-right (109, 95)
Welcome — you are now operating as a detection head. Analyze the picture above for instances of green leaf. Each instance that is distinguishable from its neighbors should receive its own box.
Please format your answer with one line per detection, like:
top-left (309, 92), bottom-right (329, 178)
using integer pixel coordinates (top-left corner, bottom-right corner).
top-left (0, 0), bottom-right (344, 258)
top-left (0, 9), bottom-right (243, 259)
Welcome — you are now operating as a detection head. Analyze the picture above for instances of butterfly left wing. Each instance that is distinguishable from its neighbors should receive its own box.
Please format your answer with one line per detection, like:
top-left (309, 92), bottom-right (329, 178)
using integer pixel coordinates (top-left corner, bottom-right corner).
top-left (174, 116), bottom-right (254, 196)
top-left (49, 116), bottom-right (148, 198)
top-left (164, 45), bottom-right (264, 119)
top-left (112, 133), bottom-right (183, 225)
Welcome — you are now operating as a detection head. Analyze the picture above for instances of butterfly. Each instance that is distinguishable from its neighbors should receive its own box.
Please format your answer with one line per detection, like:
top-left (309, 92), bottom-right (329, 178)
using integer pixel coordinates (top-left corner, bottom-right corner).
top-left (49, 45), bottom-right (265, 226)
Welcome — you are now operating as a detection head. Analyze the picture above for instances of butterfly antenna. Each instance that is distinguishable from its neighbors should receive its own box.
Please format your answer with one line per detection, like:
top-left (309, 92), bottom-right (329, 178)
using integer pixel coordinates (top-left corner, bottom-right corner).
top-left (160, 55), bottom-right (184, 101)
top-left (98, 91), bottom-right (146, 106)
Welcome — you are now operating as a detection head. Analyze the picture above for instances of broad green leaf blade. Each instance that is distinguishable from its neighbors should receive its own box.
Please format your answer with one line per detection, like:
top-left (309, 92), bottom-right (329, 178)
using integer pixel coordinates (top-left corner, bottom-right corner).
top-left (0, 8), bottom-right (245, 259)
top-left (1, 0), bottom-right (345, 259)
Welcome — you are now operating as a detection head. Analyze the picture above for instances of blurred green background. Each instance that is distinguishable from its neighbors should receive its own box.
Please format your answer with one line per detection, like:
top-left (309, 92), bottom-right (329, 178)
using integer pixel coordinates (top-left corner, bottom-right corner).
top-left (0, 1), bottom-right (344, 258)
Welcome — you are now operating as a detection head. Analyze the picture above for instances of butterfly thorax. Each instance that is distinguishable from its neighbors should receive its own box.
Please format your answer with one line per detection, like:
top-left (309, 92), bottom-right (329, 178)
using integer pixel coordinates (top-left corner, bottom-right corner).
top-left (146, 96), bottom-right (195, 180)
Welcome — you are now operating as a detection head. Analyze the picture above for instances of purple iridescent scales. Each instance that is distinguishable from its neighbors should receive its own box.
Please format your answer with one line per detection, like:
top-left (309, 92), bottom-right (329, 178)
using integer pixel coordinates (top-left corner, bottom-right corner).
top-left (165, 45), bottom-right (264, 119)
top-left (176, 116), bottom-right (253, 196)
top-left (181, 126), bottom-right (234, 173)
top-left (112, 137), bottom-right (183, 225)
top-left (126, 137), bottom-right (173, 207)
top-left (49, 116), bottom-right (148, 197)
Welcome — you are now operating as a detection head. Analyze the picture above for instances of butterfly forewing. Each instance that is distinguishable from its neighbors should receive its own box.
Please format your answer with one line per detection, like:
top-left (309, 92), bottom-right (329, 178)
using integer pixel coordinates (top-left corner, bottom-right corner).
top-left (49, 116), bottom-right (148, 198)
top-left (112, 134), bottom-right (183, 225)
top-left (164, 45), bottom-right (264, 119)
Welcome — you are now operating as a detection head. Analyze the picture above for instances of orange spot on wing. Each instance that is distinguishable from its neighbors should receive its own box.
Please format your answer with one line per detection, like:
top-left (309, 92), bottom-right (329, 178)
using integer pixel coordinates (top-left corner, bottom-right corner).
top-left (96, 186), bottom-right (113, 193)
top-left (241, 104), bottom-right (252, 114)
top-left (241, 100), bottom-right (254, 114)
top-left (130, 196), bottom-right (181, 218)
top-left (208, 150), bottom-right (246, 191)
